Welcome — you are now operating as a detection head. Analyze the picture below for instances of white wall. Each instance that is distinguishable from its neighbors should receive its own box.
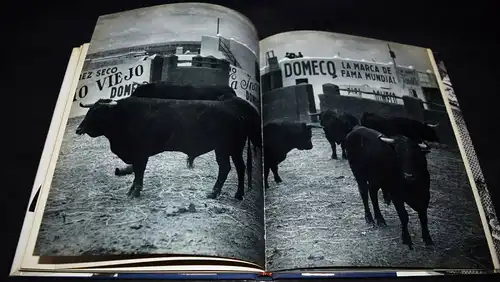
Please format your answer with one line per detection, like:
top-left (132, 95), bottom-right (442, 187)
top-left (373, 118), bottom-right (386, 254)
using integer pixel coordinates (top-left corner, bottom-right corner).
top-left (201, 35), bottom-right (258, 79)
top-left (269, 57), bottom-right (431, 110)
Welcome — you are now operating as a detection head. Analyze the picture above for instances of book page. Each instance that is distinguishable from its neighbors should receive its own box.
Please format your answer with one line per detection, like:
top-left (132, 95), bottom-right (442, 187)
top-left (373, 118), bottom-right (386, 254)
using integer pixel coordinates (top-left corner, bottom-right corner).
top-left (28, 3), bottom-right (264, 269)
top-left (10, 45), bottom-right (84, 276)
top-left (259, 30), bottom-right (498, 271)
top-left (427, 49), bottom-right (500, 263)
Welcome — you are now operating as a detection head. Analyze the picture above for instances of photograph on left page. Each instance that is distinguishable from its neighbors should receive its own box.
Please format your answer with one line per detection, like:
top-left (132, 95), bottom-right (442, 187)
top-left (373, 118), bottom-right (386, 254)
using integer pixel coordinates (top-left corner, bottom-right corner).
top-left (33, 3), bottom-right (264, 267)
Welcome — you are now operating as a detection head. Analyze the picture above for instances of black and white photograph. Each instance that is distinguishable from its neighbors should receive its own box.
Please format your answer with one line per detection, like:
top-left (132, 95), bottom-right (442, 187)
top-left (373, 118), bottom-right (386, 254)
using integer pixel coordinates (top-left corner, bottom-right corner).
top-left (34, 3), bottom-right (265, 267)
top-left (260, 31), bottom-right (495, 271)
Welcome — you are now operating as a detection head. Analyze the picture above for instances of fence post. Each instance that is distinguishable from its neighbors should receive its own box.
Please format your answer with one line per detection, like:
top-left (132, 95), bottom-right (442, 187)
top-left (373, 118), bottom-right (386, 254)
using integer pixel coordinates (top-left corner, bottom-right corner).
top-left (402, 95), bottom-right (425, 122)
top-left (219, 59), bottom-right (230, 79)
top-left (323, 83), bottom-right (341, 97)
top-left (161, 54), bottom-right (179, 81)
top-left (150, 55), bottom-right (164, 82)
top-left (305, 84), bottom-right (318, 123)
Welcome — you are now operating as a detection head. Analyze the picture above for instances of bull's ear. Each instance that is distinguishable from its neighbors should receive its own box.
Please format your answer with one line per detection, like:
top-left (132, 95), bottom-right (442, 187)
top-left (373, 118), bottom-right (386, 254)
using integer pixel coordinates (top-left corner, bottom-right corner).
top-left (379, 136), bottom-right (395, 144)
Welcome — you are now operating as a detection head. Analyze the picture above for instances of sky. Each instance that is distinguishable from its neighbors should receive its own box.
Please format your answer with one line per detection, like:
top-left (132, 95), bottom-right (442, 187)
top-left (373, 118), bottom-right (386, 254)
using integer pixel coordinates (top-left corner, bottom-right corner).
top-left (259, 31), bottom-right (434, 73)
top-left (87, 3), bottom-right (259, 56)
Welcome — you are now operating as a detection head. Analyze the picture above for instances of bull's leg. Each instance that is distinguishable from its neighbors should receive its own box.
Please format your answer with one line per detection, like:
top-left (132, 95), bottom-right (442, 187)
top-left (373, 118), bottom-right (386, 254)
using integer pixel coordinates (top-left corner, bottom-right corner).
top-left (393, 200), bottom-right (413, 250)
top-left (351, 168), bottom-right (374, 224)
top-left (264, 161), bottom-right (270, 189)
top-left (127, 159), bottom-right (148, 198)
top-left (369, 187), bottom-right (387, 227)
top-left (186, 156), bottom-right (195, 169)
top-left (231, 153), bottom-right (246, 200)
top-left (418, 210), bottom-right (434, 246)
top-left (357, 181), bottom-right (374, 224)
top-left (330, 142), bottom-right (338, 159)
top-left (207, 151), bottom-right (231, 199)
top-left (115, 164), bottom-right (134, 176)
top-left (360, 184), bottom-right (374, 224)
top-left (340, 142), bottom-right (347, 159)
top-left (271, 165), bottom-right (282, 184)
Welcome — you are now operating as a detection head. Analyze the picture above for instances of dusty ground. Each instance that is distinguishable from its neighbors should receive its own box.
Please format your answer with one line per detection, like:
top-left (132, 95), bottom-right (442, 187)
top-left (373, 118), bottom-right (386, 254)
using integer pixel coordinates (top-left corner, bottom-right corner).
top-left (34, 116), bottom-right (265, 267)
top-left (265, 127), bottom-right (493, 271)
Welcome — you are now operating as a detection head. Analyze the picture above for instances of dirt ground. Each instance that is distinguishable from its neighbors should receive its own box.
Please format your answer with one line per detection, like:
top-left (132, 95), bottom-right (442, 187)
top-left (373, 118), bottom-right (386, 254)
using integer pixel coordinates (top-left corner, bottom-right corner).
top-left (34, 116), bottom-right (265, 267)
top-left (264, 127), bottom-right (494, 271)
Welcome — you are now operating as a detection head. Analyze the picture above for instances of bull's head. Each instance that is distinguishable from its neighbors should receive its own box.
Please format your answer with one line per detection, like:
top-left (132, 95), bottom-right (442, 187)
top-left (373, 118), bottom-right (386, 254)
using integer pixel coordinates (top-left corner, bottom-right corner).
top-left (293, 122), bottom-right (321, 151)
top-left (308, 110), bottom-right (337, 126)
top-left (76, 99), bottom-right (118, 137)
top-left (379, 135), bottom-right (430, 182)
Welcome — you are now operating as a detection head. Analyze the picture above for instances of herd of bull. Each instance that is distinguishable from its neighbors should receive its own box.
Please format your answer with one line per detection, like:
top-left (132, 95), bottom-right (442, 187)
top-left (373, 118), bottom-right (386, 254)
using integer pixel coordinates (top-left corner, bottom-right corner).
top-left (264, 110), bottom-right (440, 250)
top-left (75, 81), bottom-right (441, 250)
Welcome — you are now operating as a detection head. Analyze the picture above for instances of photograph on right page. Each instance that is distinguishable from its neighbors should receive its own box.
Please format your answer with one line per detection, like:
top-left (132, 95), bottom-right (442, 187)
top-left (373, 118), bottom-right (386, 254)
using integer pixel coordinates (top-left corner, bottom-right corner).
top-left (260, 31), bottom-right (497, 271)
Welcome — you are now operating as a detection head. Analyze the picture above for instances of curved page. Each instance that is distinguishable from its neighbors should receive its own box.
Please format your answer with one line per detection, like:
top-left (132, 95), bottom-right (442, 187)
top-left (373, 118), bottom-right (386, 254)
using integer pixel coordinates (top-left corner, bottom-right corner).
top-left (260, 30), bottom-right (498, 271)
top-left (32, 3), bottom-right (264, 268)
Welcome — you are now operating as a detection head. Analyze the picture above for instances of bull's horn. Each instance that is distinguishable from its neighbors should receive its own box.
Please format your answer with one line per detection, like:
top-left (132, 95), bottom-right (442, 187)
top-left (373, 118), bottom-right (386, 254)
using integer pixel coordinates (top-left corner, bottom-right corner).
top-left (306, 123), bottom-right (323, 129)
top-left (307, 112), bottom-right (321, 116)
top-left (79, 102), bottom-right (95, 108)
top-left (418, 142), bottom-right (429, 149)
top-left (426, 122), bottom-right (439, 128)
top-left (100, 100), bottom-right (118, 106)
top-left (379, 137), bottom-right (395, 143)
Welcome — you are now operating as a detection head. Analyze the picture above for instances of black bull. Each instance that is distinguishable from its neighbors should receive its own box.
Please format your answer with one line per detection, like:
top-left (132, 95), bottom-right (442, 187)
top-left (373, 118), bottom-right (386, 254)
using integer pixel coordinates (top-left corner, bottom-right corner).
top-left (360, 112), bottom-right (440, 144)
top-left (131, 82), bottom-right (237, 101)
top-left (114, 82), bottom-right (238, 176)
top-left (76, 95), bottom-right (261, 201)
top-left (308, 110), bottom-right (359, 159)
top-left (263, 121), bottom-right (323, 189)
top-left (345, 126), bottom-right (433, 250)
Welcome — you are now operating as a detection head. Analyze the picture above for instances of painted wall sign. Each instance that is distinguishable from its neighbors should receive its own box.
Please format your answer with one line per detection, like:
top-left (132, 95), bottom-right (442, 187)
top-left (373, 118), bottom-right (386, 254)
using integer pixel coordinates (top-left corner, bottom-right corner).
top-left (71, 60), bottom-right (151, 118)
top-left (229, 65), bottom-right (260, 109)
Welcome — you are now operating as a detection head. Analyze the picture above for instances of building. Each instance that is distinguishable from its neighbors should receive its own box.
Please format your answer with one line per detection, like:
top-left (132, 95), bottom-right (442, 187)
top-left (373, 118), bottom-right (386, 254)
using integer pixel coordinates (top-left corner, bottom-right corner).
top-left (72, 35), bottom-right (260, 118)
top-left (260, 50), bottom-right (444, 111)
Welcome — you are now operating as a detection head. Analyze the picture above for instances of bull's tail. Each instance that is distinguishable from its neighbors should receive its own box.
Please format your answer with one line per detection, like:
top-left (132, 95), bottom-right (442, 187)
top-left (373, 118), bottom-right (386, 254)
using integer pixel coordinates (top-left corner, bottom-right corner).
top-left (186, 156), bottom-right (195, 169)
top-left (246, 136), bottom-right (253, 192)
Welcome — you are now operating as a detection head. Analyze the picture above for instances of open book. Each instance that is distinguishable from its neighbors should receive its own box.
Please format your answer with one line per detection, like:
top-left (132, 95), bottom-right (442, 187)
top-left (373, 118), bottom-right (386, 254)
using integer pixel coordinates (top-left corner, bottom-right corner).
top-left (10, 2), bottom-right (500, 278)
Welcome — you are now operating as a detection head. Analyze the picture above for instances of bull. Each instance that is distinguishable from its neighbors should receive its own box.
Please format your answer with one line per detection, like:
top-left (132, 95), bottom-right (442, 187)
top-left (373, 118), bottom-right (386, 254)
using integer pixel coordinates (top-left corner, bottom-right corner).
top-left (308, 109), bottom-right (359, 159)
top-left (263, 121), bottom-right (323, 189)
top-left (360, 112), bottom-right (440, 144)
top-left (76, 95), bottom-right (261, 200)
top-left (344, 125), bottom-right (433, 250)
top-left (131, 82), bottom-right (237, 101)
top-left (114, 83), bottom-right (239, 176)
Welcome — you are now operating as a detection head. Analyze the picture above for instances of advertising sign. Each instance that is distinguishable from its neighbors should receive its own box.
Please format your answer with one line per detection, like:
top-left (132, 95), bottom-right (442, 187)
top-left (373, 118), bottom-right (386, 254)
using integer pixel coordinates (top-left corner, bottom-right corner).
top-left (281, 58), bottom-right (399, 86)
top-left (397, 67), bottom-right (420, 86)
top-left (339, 84), bottom-right (403, 105)
top-left (229, 65), bottom-right (260, 109)
top-left (71, 60), bottom-right (152, 118)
